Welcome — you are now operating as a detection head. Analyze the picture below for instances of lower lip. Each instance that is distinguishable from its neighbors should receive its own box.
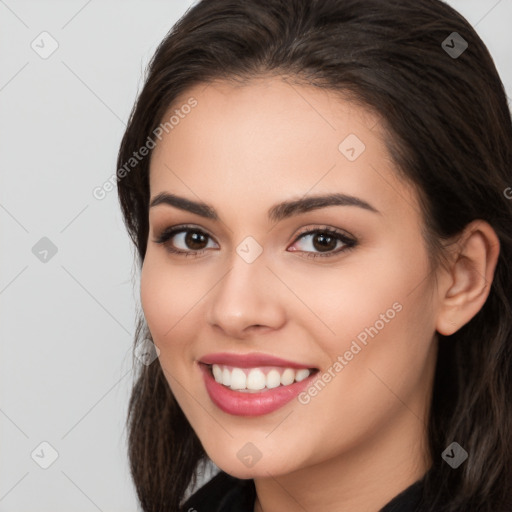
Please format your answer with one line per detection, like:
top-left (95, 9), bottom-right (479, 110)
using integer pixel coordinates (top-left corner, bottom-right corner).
top-left (199, 363), bottom-right (318, 416)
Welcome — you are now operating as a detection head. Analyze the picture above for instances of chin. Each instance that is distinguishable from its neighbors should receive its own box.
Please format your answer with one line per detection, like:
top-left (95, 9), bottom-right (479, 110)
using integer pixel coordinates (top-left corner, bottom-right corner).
top-left (208, 447), bottom-right (300, 480)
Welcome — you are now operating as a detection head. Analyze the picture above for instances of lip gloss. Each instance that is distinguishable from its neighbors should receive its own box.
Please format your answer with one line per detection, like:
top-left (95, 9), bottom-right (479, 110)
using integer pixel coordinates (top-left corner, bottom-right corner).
top-left (199, 363), bottom-right (318, 416)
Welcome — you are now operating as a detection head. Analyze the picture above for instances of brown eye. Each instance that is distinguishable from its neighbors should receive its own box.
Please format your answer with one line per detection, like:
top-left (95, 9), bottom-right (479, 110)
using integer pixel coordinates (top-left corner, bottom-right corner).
top-left (153, 224), bottom-right (357, 260)
top-left (154, 225), bottom-right (218, 256)
top-left (288, 227), bottom-right (357, 259)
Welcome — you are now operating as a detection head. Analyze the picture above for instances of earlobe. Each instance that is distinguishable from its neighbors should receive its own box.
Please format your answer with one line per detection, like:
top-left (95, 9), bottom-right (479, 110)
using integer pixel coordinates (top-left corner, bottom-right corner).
top-left (435, 220), bottom-right (500, 336)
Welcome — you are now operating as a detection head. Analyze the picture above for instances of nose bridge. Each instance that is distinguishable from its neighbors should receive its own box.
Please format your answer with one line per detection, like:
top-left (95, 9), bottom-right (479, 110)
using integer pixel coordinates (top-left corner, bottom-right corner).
top-left (205, 245), bottom-right (285, 336)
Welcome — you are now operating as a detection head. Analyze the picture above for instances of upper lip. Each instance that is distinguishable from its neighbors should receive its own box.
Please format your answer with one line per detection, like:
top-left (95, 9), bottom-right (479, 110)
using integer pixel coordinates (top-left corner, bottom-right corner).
top-left (199, 352), bottom-right (317, 370)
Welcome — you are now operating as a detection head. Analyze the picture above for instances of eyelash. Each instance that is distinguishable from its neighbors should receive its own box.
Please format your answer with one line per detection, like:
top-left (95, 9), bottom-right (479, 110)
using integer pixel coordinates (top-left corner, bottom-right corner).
top-left (153, 224), bottom-right (357, 260)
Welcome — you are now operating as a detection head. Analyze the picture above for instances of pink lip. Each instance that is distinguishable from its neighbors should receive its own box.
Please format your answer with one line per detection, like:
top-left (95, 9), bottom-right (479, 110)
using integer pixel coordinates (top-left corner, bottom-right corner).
top-left (198, 362), bottom-right (319, 417)
top-left (199, 351), bottom-right (316, 369)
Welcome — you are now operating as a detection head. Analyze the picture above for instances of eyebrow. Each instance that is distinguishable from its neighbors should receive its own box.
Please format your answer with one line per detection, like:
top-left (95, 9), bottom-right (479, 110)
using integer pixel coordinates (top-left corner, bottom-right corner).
top-left (149, 192), bottom-right (380, 223)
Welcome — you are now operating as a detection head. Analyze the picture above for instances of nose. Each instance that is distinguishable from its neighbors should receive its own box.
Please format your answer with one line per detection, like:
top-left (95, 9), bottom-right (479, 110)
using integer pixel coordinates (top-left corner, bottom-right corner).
top-left (205, 252), bottom-right (287, 339)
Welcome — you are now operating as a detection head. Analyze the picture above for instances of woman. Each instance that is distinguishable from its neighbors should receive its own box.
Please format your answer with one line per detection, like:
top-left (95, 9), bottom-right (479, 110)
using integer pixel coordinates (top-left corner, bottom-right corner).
top-left (116, 0), bottom-right (512, 510)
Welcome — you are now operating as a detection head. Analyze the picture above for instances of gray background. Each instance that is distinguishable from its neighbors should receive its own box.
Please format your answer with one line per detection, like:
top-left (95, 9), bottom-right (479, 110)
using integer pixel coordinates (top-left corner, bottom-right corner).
top-left (1, 1), bottom-right (510, 510)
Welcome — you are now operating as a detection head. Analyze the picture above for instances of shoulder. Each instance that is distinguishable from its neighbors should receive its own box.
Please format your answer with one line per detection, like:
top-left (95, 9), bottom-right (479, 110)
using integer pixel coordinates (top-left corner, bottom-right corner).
top-left (181, 470), bottom-right (256, 512)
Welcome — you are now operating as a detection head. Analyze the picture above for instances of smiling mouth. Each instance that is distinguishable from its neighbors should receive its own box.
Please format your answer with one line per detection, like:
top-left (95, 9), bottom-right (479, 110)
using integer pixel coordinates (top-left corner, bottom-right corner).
top-left (203, 363), bottom-right (319, 393)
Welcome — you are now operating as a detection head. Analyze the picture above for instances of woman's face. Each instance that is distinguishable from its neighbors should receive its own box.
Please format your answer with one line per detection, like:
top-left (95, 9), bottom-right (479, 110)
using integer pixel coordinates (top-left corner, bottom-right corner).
top-left (141, 77), bottom-right (440, 479)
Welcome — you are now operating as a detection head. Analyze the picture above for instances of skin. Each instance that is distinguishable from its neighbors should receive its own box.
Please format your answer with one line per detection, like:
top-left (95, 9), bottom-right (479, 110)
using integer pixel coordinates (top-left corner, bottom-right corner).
top-left (140, 76), bottom-right (500, 512)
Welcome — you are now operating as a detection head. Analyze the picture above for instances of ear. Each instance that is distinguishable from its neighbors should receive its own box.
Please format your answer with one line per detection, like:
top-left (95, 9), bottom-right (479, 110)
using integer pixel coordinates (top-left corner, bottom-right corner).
top-left (435, 220), bottom-right (500, 336)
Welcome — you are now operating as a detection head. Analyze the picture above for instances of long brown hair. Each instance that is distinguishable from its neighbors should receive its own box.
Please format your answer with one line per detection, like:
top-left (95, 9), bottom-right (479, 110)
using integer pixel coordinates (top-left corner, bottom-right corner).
top-left (116, 1), bottom-right (512, 510)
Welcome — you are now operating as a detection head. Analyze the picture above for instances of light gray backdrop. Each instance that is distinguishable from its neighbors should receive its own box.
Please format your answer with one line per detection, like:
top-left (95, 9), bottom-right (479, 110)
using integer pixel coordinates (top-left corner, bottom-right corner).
top-left (1, 1), bottom-right (511, 510)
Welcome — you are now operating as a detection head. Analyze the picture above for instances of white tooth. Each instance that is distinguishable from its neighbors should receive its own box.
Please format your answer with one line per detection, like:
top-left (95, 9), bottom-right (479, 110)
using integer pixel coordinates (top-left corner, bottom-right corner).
top-left (212, 364), bottom-right (223, 383)
top-left (222, 367), bottom-right (231, 386)
top-left (230, 368), bottom-right (247, 390)
top-left (246, 368), bottom-right (266, 390)
top-left (266, 369), bottom-right (281, 389)
top-left (281, 368), bottom-right (295, 386)
top-left (295, 369), bottom-right (310, 382)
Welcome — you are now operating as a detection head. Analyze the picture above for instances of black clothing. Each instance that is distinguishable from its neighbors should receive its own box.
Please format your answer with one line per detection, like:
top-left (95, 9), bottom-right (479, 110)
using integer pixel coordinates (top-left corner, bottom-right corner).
top-left (182, 469), bottom-right (424, 511)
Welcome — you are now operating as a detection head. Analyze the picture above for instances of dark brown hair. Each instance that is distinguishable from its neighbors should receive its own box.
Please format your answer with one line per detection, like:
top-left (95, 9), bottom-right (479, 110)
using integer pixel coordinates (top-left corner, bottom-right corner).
top-left (116, 1), bottom-right (512, 510)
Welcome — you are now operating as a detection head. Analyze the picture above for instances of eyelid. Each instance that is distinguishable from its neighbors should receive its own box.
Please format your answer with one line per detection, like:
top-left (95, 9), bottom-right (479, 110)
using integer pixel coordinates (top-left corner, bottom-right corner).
top-left (153, 223), bottom-right (219, 247)
top-left (293, 223), bottom-right (354, 239)
top-left (153, 223), bottom-right (354, 241)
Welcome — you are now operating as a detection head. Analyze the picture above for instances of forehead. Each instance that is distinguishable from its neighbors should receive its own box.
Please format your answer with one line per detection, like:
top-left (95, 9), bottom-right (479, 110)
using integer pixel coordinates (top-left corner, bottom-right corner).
top-left (148, 77), bottom-right (419, 223)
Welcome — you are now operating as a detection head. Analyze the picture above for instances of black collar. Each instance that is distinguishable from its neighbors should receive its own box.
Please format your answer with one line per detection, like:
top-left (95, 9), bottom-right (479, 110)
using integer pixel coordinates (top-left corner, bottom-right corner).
top-left (182, 469), bottom-right (425, 512)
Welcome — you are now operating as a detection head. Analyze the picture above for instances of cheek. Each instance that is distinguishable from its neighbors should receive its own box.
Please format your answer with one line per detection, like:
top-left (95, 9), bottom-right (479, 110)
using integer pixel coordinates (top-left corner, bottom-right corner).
top-left (140, 251), bottom-right (215, 367)
top-left (297, 237), bottom-right (434, 390)
top-left (286, 242), bottom-right (424, 341)
top-left (140, 253), bottom-right (191, 343)
top-left (140, 255), bottom-right (167, 335)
